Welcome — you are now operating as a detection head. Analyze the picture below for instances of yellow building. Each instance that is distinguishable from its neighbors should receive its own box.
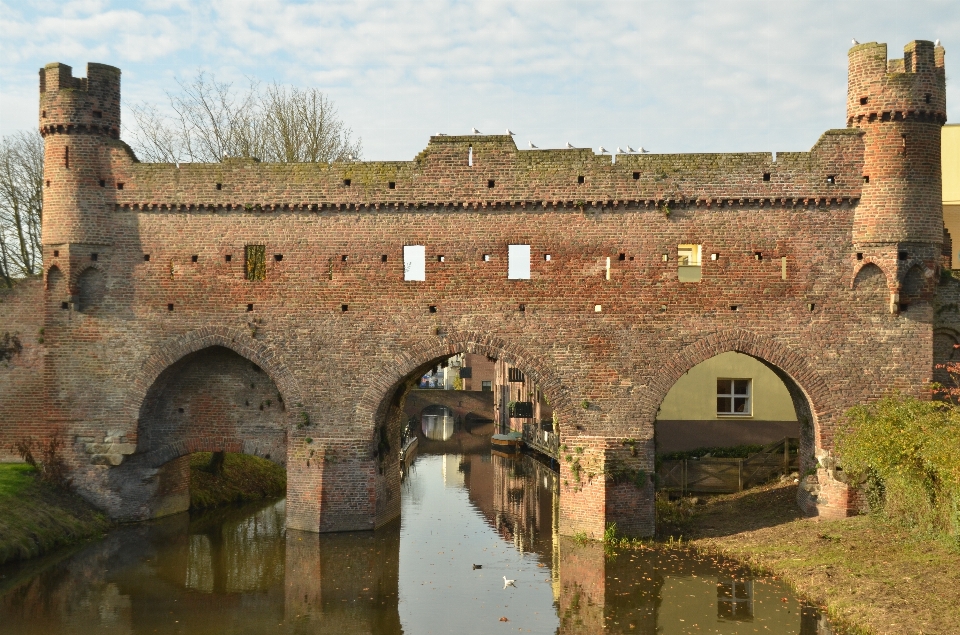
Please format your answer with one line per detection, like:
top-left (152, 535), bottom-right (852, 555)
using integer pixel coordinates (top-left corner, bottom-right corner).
top-left (657, 128), bottom-right (960, 454)
top-left (943, 124), bottom-right (960, 258)
top-left (655, 352), bottom-right (799, 453)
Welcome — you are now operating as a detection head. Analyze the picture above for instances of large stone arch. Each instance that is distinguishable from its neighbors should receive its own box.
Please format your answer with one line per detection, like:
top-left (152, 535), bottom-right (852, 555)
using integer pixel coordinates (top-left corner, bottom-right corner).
top-left (644, 329), bottom-right (849, 518)
top-left (341, 331), bottom-right (569, 533)
top-left (122, 326), bottom-right (303, 431)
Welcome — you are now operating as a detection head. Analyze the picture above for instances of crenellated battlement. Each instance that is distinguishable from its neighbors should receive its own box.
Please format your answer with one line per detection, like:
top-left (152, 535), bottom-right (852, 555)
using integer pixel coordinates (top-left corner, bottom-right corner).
top-left (847, 41), bottom-right (946, 127)
top-left (39, 62), bottom-right (121, 138)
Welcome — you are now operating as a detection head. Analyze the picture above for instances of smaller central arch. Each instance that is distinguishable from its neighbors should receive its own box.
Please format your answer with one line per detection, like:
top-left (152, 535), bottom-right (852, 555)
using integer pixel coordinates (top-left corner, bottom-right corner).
top-left (353, 332), bottom-right (570, 531)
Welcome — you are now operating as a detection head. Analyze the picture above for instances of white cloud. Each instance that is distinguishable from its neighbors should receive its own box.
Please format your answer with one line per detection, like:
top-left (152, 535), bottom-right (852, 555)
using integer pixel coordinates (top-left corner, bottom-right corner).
top-left (1, 0), bottom-right (957, 160)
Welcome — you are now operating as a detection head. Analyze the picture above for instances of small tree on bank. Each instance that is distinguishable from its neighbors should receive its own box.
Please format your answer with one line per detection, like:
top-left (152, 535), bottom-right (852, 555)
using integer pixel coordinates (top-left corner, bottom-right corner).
top-left (128, 72), bottom-right (362, 164)
top-left (838, 395), bottom-right (960, 544)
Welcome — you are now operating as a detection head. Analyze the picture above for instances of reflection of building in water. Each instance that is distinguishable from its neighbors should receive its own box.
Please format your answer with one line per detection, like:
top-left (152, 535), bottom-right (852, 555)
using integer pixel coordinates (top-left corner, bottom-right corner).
top-left (491, 453), bottom-right (558, 563)
top-left (717, 578), bottom-right (754, 621)
top-left (421, 405), bottom-right (455, 441)
top-left (442, 454), bottom-right (465, 488)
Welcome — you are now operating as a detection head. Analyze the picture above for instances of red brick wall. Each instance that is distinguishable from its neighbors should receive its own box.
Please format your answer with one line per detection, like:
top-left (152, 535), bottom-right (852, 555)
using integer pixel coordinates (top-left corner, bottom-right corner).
top-left (1, 42), bottom-right (945, 534)
top-left (0, 277), bottom-right (45, 461)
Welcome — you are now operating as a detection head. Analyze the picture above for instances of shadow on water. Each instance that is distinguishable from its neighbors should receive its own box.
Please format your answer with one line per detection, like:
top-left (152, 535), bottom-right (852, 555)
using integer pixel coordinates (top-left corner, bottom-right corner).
top-left (0, 452), bottom-right (834, 635)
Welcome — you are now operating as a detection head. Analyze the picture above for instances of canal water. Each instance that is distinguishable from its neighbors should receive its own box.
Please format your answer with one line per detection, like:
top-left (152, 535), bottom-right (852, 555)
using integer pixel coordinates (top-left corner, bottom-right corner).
top-left (0, 451), bottom-right (833, 634)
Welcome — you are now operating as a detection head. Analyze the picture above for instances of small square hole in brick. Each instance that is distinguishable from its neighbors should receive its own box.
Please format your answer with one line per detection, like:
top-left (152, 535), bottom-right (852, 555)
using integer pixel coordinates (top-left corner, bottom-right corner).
top-left (99, 179), bottom-right (106, 187)
top-left (487, 179), bottom-right (495, 188)
top-left (860, 97), bottom-right (868, 105)
top-left (863, 175), bottom-right (869, 183)
top-left (578, 175), bottom-right (585, 184)
top-left (91, 253), bottom-right (98, 261)
top-left (144, 254), bottom-right (150, 261)
top-left (341, 304), bottom-right (348, 312)
top-left (93, 110), bottom-right (102, 118)
top-left (711, 253), bottom-right (719, 261)
top-left (518, 303), bottom-right (526, 312)
top-left (429, 305), bottom-right (437, 313)
top-left (483, 254), bottom-right (491, 262)
top-left (274, 254), bottom-right (283, 262)
top-left (826, 175), bottom-right (836, 185)
top-left (343, 178), bottom-right (351, 186)
top-left (117, 182), bottom-right (124, 190)
top-left (178, 407), bottom-right (184, 413)
top-left (388, 181), bottom-right (396, 189)
top-left (925, 93), bottom-right (931, 104)
top-left (53, 250), bottom-right (59, 258)
top-left (225, 254), bottom-right (232, 262)
top-left (191, 255), bottom-right (198, 263)
top-left (754, 252), bottom-right (762, 261)
top-left (544, 254), bottom-right (551, 261)
top-left (61, 301), bottom-right (69, 310)
top-left (633, 172), bottom-right (639, 180)
top-left (629, 256), bottom-right (634, 261)
top-left (618, 253), bottom-right (625, 261)
top-left (856, 252), bottom-right (863, 260)
top-left (341, 255), bottom-right (348, 262)
top-left (45, 180), bottom-right (50, 187)
top-left (763, 173), bottom-right (770, 182)
top-left (167, 303), bottom-right (174, 311)
top-left (247, 303), bottom-right (254, 312)
top-left (594, 304), bottom-right (602, 312)
top-left (808, 303), bottom-right (816, 311)
top-left (899, 303), bottom-right (909, 312)
top-left (437, 255), bottom-right (445, 262)
top-left (216, 183), bottom-right (222, 190)
top-left (898, 251), bottom-right (908, 261)
top-left (730, 305), bottom-right (739, 311)
top-left (381, 254), bottom-right (388, 263)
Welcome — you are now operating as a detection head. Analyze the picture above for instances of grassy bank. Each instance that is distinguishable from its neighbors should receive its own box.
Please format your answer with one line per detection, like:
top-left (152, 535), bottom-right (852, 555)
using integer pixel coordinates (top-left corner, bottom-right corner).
top-left (0, 463), bottom-right (110, 565)
top-left (189, 452), bottom-right (286, 510)
top-left (657, 481), bottom-right (960, 635)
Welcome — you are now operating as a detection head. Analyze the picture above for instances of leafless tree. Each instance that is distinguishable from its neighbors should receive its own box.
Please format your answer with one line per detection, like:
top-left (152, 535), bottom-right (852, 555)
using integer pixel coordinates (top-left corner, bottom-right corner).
top-left (128, 72), bottom-right (362, 164)
top-left (0, 131), bottom-right (44, 287)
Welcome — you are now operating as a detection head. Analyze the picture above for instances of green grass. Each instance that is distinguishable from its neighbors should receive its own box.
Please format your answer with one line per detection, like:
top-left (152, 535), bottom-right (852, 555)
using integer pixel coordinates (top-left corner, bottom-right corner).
top-left (189, 452), bottom-right (286, 510)
top-left (0, 463), bottom-right (110, 565)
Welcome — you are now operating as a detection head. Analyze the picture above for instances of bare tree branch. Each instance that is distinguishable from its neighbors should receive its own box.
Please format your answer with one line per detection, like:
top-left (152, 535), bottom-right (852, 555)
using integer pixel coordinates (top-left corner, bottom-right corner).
top-left (0, 131), bottom-right (43, 286)
top-left (126, 71), bottom-right (361, 164)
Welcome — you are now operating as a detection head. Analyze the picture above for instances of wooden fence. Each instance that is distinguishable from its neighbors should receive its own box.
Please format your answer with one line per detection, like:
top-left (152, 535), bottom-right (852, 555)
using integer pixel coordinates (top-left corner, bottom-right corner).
top-left (657, 437), bottom-right (799, 495)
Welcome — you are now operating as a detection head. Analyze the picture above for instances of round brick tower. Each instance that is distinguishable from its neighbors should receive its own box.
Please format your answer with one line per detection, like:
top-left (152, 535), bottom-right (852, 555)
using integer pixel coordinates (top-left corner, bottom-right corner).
top-left (848, 41), bottom-right (946, 251)
top-left (39, 62), bottom-right (120, 249)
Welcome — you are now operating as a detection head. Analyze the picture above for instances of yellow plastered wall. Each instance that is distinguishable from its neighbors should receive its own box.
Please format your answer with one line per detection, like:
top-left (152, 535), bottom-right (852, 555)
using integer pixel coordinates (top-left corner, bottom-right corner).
top-left (656, 351), bottom-right (797, 421)
top-left (942, 124), bottom-right (960, 260)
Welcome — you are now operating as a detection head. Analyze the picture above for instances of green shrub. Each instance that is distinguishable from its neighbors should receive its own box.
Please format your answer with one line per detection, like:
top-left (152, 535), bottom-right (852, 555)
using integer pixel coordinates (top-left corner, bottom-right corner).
top-left (838, 395), bottom-right (960, 543)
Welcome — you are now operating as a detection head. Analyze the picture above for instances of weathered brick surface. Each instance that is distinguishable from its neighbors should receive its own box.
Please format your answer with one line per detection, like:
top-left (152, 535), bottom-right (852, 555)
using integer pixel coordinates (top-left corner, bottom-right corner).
top-left (0, 277), bottom-right (45, 460)
top-left (0, 41), bottom-right (948, 535)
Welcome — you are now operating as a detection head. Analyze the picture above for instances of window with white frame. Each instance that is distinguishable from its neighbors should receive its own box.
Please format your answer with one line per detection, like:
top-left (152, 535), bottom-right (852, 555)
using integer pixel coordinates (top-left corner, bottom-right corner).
top-left (403, 245), bottom-right (426, 281)
top-left (717, 378), bottom-right (751, 416)
top-left (508, 244), bottom-right (531, 279)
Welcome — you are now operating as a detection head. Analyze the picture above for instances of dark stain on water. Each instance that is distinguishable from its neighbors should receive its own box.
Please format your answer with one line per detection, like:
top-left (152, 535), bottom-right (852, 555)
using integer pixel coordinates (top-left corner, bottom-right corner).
top-left (0, 451), bottom-right (833, 634)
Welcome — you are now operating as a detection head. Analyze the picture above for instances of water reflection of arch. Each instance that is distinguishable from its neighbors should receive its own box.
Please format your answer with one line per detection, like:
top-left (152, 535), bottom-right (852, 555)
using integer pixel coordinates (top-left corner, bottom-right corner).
top-left (420, 404), bottom-right (455, 441)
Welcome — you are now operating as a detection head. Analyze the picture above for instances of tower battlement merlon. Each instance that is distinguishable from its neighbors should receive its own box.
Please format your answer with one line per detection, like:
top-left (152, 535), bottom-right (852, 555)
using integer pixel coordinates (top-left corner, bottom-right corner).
top-left (847, 41), bottom-right (947, 126)
top-left (39, 62), bottom-right (121, 138)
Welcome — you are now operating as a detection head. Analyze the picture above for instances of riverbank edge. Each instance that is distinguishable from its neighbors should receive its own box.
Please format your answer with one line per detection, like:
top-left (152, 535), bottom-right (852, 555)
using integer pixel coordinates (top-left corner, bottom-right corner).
top-left (0, 463), bottom-right (111, 566)
top-left (647, 481), bottom-right (960, 635)
top-left (1, 453), bottom-right (287, 566)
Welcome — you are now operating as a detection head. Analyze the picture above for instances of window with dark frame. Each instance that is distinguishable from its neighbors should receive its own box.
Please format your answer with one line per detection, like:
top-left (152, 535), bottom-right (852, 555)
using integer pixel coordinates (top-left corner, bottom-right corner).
top-left (717, 378), bottom-right (751, 416)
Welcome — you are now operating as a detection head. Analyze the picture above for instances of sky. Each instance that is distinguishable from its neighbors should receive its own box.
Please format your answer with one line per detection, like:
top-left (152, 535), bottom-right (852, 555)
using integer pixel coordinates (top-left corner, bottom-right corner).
top-left (1, 0), bottom-right (958, 162)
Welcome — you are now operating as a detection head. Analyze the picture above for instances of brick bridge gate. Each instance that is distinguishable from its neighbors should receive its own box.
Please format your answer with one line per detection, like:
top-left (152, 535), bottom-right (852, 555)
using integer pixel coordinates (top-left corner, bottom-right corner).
top-left (0, 40), bottom-right (951, 538)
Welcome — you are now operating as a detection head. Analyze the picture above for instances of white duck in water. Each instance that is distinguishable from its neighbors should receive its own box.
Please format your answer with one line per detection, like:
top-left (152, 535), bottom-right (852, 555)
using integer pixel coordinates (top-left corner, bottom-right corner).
top-left (503, 576), bottom-right (516, 589)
